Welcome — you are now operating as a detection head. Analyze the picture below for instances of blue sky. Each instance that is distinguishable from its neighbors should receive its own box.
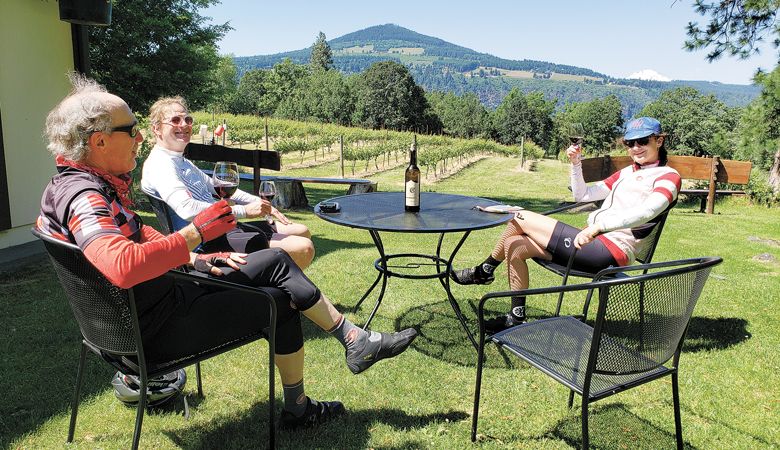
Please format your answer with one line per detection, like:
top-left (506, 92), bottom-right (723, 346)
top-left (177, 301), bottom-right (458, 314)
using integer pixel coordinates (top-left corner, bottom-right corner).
top-left (203, 0), bottom-right (778, 85)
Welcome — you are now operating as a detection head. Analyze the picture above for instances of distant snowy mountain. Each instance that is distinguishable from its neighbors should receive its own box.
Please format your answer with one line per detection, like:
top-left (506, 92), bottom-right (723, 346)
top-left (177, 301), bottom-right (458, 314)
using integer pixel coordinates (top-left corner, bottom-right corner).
top-left (627, 69), bottom-right (671, 82)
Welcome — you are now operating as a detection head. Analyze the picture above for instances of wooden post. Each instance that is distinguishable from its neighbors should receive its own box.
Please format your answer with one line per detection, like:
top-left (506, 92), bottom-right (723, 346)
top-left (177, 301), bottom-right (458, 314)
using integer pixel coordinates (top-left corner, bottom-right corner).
top-left (519, 136), bottom-right (525, 168)
top-left (706, 156), bottom-right (719, 215)
top-left (340, 135), bottom-right (344, 178)
top-left (601, 155), bottom-right (613, 179)
top-left (252, 150), bottom-right (260, 195)
top-left (264, 117), bottom-right (270, 151)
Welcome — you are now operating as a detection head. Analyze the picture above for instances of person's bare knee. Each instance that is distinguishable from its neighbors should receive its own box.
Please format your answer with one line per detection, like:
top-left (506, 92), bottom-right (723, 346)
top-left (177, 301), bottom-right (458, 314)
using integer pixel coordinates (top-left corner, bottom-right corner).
top-left (276, 222), bottom-right (311, 239)
top-left (505, 235), bottom-right (549, 262)
top-left (270, 234), bottom-right (315, 269)
top-left (512, 211), bottom-right (557, 248)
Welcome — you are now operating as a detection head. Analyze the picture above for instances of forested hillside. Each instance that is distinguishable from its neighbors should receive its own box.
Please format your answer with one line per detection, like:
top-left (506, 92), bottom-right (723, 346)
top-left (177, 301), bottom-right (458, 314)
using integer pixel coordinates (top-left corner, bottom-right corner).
top-left (234, 24), bottom-right (760, 116)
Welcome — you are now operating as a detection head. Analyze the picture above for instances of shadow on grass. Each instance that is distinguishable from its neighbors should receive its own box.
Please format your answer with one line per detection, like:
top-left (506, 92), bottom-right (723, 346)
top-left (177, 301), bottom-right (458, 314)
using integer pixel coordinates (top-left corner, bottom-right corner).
top-left (545, 402), bottom-right (696, 450)
top-left (476, 402), bottom-right (698, 449)
top-left (683, 316), bottom-right (750, 352)
top-left (310, 235), bottom-right (375, 260)
top-left (0, 258), bottom-right (118, 448)
top-left (396, 299), bottom-right (752, 370)
top-left (165, 402), bottom-right (468, 449)
top-left (395, 298), bottom-right (560, 369)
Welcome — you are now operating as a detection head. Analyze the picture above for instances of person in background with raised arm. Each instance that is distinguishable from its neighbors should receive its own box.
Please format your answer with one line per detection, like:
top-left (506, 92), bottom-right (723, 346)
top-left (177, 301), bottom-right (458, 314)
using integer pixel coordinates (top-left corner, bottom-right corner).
top-left (141, 96), bottom-right (315, 269)
top-left (451, 117), bottom-right (681, 333)
top-left (38, 75), bottom-right (417, 430)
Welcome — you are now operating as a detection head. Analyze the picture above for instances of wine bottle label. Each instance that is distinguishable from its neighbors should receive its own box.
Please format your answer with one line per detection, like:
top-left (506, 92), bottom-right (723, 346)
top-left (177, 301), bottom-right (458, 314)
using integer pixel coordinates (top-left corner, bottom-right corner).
top-left (405, 180), bottom-right (420, 206)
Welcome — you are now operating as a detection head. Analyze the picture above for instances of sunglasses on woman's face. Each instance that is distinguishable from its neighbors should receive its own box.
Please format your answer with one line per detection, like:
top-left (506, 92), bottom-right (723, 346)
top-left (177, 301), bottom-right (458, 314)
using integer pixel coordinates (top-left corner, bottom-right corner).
top-left (623, 136), bottom-right (652, 148)
top-left (164, 115), bottom-right (194, 126)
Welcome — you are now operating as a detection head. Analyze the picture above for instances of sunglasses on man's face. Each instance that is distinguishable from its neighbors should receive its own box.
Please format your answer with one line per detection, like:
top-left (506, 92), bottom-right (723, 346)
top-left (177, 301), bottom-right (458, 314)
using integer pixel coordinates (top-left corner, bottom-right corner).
top-left (108, 122), bottom-right (140, 138)
top-left (623, 136), bottom-right (652, 148)
top-left (165, 115), bottom-right (194, 126)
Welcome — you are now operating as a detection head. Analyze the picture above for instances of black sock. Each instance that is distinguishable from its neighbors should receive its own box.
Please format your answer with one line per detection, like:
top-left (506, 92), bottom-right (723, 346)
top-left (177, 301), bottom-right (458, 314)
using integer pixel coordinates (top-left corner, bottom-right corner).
top-left (282, 380), bottom-right (307, 417)
top-left (510, 296), bottom-right (526, 321)
top-left (477, 256), bottom-right (501, 278)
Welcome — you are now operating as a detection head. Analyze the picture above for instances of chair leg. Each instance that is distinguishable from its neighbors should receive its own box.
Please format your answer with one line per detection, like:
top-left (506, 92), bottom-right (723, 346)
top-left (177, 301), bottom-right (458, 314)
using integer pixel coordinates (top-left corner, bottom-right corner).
top-left (67, 343), bottom-right (88, 443)
top-left (131, 377), bottom-right (147, 450)
top-left (195, 362), bottom-right (203, 397)
top-left (672, 372), bottom-right (683, 450)
top-left (556, 249), bottom-right (578, 316)
top-left (268, 342), bottom-right (275, 449)
top-left (581, 397), bottom-right (589, 450)
top-left (471, 335), bottom-right (487, 441)
top-left (568, 390), bottom-right (575, 408)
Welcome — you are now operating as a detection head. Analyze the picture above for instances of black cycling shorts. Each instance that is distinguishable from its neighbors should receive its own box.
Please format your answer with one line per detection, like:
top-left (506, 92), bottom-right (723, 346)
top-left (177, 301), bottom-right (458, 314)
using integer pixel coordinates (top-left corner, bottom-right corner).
top-left (202, 221), bottom-right (276, 253)
top-left (545, 221), bottom-right (618, 273)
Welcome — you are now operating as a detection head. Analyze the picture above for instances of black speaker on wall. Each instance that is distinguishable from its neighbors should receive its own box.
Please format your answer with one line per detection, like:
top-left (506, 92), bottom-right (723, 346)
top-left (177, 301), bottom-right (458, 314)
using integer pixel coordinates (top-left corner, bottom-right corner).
top-left (59, 0), bottom-right (112, 26)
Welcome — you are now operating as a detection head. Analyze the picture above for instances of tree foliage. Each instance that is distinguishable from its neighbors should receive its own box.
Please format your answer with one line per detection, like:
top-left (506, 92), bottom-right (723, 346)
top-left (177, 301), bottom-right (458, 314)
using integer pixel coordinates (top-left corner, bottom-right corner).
top-left (639, 87), bottom-right (737, 157)
top-left (231, 69), bottom-right (269, 116)
top-left (88, 0), bottom-right (230, 113)
top-left (736, 65), bottom-right (780, 193)
top-left (276, 69), bottom-right (354, 125)
top-left (426, 92), bottom-right (488, 138)
top-left (684, 0), bottom-right (780, 63)
top-left (262, 59), bottom-right (310, 115)
top-left (491, 88), bottom-right (555, 148)
top-left (554, 95), bottom-right (624, 155)
top-left (310, 31), bottom-right (334, 71)
top-left (351, 61), bottom-right (431, 131)
top-left (209, 55), bottom-right (239, 113)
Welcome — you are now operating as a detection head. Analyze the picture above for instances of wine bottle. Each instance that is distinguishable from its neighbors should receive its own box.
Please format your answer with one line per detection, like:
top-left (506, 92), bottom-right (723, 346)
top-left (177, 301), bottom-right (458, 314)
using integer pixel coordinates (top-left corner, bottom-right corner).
top-left (405, 135), bottom-right (421, 212)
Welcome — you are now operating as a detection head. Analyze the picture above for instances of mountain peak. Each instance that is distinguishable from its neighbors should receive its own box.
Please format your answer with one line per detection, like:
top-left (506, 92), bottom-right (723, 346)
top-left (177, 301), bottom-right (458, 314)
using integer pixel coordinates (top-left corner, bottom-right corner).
top-left (330, 23), bottom-right (465, 52)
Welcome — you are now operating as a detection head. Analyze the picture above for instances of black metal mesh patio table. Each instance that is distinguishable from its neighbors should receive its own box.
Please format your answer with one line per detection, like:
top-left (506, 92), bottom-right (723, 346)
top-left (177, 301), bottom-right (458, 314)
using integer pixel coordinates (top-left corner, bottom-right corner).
top-left (315, 192), bottom-right (513, 350)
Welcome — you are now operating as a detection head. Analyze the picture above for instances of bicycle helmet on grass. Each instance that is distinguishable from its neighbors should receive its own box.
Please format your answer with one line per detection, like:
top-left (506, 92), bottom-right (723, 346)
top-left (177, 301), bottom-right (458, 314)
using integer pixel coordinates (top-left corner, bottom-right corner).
top-left (111, 369), bottom-right (187, 408)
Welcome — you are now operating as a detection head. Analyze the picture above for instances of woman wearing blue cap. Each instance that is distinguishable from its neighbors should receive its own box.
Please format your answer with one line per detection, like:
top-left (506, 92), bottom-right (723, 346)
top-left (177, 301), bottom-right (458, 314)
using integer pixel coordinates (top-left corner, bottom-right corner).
top-left (451, 117), bottom-right (681, 332)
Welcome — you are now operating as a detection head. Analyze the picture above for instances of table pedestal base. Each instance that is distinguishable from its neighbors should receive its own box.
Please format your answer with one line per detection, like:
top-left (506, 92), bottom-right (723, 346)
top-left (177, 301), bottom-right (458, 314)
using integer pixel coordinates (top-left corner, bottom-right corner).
top-left (354, 229), bottom-right (479, 350)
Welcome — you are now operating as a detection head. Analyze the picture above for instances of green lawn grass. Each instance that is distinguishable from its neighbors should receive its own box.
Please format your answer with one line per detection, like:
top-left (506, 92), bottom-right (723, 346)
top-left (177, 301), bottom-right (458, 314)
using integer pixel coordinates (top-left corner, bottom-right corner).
top-left (2, 157), bottom-right (779, 449)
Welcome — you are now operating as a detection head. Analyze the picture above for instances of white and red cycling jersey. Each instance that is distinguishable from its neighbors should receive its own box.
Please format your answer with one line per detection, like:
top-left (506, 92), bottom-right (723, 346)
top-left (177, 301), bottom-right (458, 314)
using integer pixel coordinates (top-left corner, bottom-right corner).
top-left (570, 161), bottom-right (681, 265)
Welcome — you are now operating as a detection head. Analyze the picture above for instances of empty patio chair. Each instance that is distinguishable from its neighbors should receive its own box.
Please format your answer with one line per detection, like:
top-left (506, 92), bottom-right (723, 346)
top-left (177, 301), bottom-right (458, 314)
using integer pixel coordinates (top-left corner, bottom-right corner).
top-left (471, 256), bottom-right (722, 449)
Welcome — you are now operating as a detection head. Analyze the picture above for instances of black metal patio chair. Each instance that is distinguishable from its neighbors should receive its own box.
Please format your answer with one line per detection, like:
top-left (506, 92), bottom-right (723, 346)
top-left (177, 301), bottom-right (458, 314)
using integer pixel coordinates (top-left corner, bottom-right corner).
top-left (471, 256), bottom-right (722, 449)
top-left (146, 191), bottom-right (266, 238)
top-left (533, 199), bottom-right (677, 316)
top-left (32, 229), bottom-right (278, 449)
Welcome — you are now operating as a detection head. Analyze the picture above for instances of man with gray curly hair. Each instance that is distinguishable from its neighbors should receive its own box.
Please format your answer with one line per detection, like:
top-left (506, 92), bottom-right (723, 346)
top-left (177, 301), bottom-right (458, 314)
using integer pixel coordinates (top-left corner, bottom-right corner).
top-left (44, 75), bottom-right (136, 163)
top-left (37, 75), bottom-right (418, 433)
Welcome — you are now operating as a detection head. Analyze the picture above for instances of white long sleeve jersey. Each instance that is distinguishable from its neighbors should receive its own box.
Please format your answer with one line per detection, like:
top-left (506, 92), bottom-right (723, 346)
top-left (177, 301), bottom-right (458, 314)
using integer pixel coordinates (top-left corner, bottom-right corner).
top-left (140, 145), bottom-right (260, 221)
top-left (570, 161), bottom-right (681, 265)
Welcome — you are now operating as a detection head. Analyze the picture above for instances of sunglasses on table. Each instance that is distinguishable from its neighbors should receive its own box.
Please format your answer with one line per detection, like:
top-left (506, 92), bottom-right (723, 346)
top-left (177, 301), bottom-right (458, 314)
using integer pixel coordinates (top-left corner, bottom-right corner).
top-left (164, 115), bottom-right (194, 126)
top-left (108, 122), bottom-right (140, 138)
top-left (623, 136), bottom-right (654, 147)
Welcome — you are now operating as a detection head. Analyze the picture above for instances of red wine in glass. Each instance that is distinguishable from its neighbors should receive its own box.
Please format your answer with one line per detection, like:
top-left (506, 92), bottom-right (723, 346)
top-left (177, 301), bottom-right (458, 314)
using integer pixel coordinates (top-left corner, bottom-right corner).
top-left (214, 183), bottom-right (238, 199)
top-left (212, 161), bottom-right (239, 199)
top-left (259, 181), bottom-right (277, 223)
top-left (567, 123), bottom-right (585, 147)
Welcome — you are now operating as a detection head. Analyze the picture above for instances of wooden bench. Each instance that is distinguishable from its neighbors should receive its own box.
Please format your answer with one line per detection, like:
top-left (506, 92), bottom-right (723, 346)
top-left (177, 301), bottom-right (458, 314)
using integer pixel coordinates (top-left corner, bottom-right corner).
top-left (580, 155), bottom-right (752, 214)
top-left (187, 143), bottom-right (376, 209)
top-left (232, 173), bottom-right (376, 209)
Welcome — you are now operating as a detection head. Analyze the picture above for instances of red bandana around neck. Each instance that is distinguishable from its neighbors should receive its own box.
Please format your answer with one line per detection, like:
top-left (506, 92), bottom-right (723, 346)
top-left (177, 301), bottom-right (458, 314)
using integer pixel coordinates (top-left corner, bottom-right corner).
top-left (55, 155), bottom-right (134, 207)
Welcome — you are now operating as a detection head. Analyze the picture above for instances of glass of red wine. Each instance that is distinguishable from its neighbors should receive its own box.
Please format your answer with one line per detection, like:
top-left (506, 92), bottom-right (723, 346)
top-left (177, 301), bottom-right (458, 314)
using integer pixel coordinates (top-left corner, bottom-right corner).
top-left (567, 123), bottom-right (585, 147)
top-left (212, 161), bottom-right (239, 199)
top-left (259, 180), bottom-right (276, 224)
